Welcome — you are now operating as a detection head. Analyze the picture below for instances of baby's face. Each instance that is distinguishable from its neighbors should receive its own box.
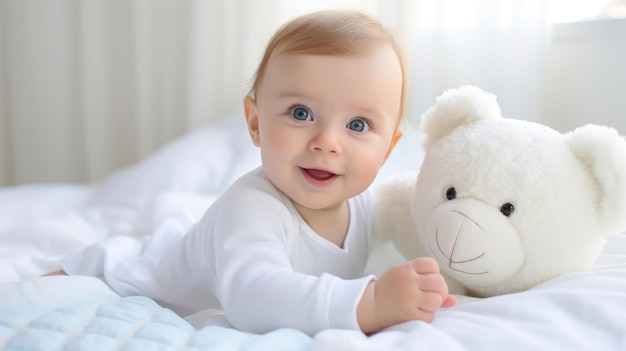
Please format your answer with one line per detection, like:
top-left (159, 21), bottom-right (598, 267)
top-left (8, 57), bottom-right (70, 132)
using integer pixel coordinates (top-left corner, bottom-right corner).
top-left (247, 44), bottom-right (403, 213)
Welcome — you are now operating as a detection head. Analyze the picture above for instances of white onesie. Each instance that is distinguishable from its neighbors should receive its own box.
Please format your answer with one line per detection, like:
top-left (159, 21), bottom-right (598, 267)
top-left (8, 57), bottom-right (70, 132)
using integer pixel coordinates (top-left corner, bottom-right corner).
top-left (62, 167), bottom-right (375, 335)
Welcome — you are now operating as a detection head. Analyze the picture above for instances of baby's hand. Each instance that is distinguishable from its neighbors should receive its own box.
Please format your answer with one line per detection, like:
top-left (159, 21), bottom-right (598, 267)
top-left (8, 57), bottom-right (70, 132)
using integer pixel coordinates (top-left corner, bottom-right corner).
top-left (357, 257), bottom-right (456, 333)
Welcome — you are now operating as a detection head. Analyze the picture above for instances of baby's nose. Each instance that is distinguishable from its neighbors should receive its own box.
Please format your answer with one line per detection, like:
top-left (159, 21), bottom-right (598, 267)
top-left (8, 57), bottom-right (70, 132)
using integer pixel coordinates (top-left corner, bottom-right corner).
top-left (310, 127), bottom-right (342, 154)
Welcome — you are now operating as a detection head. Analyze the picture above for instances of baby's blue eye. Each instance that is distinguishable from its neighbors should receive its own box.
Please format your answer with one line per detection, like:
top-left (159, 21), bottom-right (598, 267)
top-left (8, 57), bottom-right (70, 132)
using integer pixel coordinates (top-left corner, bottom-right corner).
top-left (291, 107), bottom-right (312, 121)
top-left (347, 118), bottom-right (369, 132)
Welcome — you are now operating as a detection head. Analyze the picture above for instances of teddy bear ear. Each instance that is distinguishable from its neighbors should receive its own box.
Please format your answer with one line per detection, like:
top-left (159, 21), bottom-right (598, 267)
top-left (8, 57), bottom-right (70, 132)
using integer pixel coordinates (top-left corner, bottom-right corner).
top-left (566, 124), bottom-right (626, 232)
top-left (420, 85), bottom-right (502, 151)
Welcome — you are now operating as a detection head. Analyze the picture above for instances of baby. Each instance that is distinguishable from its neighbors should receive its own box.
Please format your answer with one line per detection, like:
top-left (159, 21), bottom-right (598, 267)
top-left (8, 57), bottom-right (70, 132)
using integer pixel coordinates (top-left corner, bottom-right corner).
top-left (52, 9), bottom-right (455, 335)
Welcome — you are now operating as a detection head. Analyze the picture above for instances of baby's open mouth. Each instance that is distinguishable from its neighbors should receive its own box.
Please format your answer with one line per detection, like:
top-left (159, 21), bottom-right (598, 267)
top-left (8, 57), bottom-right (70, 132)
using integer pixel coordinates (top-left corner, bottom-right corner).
top-left (303, 168), bottom-right (336, 181)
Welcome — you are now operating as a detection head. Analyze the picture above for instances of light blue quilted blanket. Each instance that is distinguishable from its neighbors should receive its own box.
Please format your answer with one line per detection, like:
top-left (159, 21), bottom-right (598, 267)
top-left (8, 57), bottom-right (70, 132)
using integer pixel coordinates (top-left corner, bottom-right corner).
top-left (0, 276), bottom-right (312, 351)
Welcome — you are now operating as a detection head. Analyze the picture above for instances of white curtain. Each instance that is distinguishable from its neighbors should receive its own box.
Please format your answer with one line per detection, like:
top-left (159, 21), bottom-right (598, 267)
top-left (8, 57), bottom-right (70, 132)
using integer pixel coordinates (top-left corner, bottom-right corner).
top-left (408, 0), bottom-right (549, 124)
top-left (0, 0), bottom-right (553, 186)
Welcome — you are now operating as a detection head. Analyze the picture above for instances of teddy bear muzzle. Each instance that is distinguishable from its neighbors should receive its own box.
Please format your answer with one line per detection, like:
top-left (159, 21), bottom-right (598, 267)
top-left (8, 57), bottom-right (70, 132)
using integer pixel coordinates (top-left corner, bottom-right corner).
top-left (422, 198), bottom-right (526, 287)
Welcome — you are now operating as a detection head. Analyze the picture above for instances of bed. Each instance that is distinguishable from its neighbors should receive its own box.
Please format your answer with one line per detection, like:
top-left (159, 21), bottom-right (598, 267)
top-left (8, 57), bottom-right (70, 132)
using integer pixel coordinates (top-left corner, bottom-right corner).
top-left (2, 112), bottom-right (626, 351)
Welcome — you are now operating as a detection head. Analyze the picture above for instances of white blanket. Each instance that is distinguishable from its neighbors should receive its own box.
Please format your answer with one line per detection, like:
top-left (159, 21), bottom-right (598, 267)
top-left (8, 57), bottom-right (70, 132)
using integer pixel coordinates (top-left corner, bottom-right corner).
top-left (1, 112), bottom-right (626, 351)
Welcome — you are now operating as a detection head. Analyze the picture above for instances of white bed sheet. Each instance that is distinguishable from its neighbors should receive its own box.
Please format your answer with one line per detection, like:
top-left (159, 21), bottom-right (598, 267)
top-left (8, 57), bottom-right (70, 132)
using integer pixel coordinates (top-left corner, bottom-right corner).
top-left (1, 112), bottom-right (625, 351)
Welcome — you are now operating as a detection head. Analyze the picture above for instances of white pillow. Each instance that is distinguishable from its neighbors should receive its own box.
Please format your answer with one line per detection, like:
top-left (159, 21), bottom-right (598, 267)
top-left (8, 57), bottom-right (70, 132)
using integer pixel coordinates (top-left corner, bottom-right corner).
top-left (89, 112), bottom-right (261, 210)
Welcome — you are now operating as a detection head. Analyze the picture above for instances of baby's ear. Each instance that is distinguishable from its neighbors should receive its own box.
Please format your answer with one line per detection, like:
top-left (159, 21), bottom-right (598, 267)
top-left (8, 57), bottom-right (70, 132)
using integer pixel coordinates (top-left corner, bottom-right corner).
top-left (383, 130), bottom-right (404, 162)
top-left (566, 124), bottom-right (626, 232)
top-left (243, 96), bottom-right (261, 147)
top-left (420, 86), bottom-right (501, 152)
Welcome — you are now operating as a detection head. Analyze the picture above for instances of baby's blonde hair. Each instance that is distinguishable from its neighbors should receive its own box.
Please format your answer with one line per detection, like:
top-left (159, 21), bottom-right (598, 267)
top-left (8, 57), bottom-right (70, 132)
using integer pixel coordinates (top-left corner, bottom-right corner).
top-left (249, 10), bottom-right (408, 121)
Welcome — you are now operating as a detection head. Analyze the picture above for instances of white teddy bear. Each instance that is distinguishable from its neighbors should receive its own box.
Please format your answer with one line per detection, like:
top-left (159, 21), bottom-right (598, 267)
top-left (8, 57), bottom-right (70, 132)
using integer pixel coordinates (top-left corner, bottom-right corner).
top-left (374, 86), bottom-right (626, 297)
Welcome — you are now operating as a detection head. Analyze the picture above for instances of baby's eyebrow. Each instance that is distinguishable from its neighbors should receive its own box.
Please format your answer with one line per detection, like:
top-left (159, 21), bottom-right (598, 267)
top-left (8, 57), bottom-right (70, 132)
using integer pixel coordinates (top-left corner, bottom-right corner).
top-left (277, 92), bottom-right (310, 100)
top-left (355, 106), bottom-right (385, 119)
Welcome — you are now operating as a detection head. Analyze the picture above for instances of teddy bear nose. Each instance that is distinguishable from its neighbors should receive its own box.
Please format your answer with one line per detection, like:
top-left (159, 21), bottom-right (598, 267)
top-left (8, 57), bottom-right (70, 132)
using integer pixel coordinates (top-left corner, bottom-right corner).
top-left (451, 208), bottom-right (483, 231)
top-left (436, 203), bottom-right (487, 266)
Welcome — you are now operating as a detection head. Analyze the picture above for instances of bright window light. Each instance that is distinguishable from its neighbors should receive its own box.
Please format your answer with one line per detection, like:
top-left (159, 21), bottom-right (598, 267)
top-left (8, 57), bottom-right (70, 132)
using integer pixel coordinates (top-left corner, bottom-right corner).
top-left (440, 0), bottom-right (479, 29)
top-left (545, 0), bottom-right (621, 23)
top-left (413, 0), bottom-right (625, 29)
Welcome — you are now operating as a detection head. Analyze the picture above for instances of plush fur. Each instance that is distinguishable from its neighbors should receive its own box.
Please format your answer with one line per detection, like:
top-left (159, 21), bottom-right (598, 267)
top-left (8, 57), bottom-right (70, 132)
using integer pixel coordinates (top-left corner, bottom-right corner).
top-left (374, 86), bottom-right (626, 297)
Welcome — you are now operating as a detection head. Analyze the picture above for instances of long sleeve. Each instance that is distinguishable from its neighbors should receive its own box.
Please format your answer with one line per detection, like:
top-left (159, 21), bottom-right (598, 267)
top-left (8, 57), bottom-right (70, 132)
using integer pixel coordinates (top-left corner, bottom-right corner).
top-left (61, 167), bottom-right (375, 335)
top-left (193, 169), bottom-right (374, 334)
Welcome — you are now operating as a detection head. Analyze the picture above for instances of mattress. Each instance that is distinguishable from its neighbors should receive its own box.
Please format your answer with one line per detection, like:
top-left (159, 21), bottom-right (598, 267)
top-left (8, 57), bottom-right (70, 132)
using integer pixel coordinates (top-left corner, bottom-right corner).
top-left (2, 112), bottom-right (625, 351)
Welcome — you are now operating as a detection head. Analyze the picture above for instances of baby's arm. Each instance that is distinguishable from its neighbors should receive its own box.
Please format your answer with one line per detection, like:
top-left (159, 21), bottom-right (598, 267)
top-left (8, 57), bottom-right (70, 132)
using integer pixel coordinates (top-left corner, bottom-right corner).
top-left (357, 257), bottom-right (456, 334)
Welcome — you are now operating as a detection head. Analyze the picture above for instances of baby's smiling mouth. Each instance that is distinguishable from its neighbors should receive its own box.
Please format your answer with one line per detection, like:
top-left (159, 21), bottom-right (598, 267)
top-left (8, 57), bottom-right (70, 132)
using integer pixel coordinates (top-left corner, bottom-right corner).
top-left (303, 168), bottom-right (336, 180)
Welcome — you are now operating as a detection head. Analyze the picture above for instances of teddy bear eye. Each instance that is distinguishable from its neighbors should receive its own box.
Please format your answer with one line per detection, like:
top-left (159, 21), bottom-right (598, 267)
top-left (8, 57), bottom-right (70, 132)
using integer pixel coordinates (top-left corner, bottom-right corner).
top-left (445, 187), bottom-right (456, 200)
top-left (500, 203), bottom-right (515, 217)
